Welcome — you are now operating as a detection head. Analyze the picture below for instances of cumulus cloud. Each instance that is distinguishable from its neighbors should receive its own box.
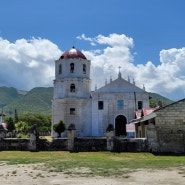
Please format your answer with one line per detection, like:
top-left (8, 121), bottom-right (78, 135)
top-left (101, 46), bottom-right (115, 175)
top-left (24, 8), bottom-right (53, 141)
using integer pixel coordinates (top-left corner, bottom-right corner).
top-left (77, 33), bottom-right (185, 100)
top-left (78, 33), bottom-right (135, 89)
top-left (134, 48), bottom-right (185, 100)
top-left (0, 34), bottom-right (185, 101)
top-left (76, 34), bottom-right (96, 46)
top-left (0, 37), bottom-right (61, 90)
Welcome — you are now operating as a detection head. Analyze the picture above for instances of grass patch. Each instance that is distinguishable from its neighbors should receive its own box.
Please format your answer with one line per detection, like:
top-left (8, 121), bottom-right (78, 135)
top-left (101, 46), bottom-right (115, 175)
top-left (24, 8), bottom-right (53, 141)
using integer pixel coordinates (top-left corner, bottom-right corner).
top-left (0, 151), bottom-right (185, 177)
top-left (12, 170), bottom-right (17, 175)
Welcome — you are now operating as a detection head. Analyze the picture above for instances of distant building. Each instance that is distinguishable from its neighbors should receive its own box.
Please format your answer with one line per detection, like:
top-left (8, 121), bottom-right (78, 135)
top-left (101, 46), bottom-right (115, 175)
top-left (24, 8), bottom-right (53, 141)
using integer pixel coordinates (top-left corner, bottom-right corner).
top-left (0, 114), bottom-right (7, 139)
top-left (133, 99), bottom-right (185, 153)
top-left (51, 47), bottom-right (150, 137)
top-left (0, 113), bottom-right (5, 124)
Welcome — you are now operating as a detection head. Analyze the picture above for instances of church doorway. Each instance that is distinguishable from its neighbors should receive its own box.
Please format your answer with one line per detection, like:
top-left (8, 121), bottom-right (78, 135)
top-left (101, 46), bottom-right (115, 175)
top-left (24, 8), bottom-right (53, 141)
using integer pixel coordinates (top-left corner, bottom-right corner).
top-left (115, 115), bottom-right (127, 137)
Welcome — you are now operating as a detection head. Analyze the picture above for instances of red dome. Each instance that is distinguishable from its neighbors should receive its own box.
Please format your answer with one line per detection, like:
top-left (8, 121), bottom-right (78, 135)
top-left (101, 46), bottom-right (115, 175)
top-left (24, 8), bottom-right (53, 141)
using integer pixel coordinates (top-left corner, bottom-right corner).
top-left (59, 46), bottom-right (86, 60)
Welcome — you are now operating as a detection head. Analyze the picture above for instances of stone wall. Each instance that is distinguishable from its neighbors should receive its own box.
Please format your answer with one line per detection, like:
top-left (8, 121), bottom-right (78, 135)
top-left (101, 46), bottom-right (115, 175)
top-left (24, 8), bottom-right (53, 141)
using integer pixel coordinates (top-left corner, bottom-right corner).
top-left (147, 123), bottom-right (158, 152)
top-left (156, 129), bottom-right (184, 153)
top-left (0, 138), bottom-right (29, 151)
top-left (150, 99), bottom-right (185, 153)
top-left (73, 137), bottom-right (107, 152)
top-left (112, 138), bottom-right (147, 152)
top-left (49, 138), bottom-right (68, 151)
top-left (0, 136), bottom-right (148, 152)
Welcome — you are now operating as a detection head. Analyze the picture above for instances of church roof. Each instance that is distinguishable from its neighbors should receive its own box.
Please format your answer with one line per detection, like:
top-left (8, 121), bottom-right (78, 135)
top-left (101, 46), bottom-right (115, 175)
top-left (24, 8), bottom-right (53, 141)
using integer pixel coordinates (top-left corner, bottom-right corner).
top-left (59, 46), bottom-right (87, 60)
top-left (93, 77), bottom-right (148, 94)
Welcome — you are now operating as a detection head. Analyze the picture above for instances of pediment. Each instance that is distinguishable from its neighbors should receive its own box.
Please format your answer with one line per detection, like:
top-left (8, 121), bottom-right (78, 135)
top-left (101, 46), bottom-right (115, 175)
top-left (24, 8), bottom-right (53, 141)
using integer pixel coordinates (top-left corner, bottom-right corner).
top-left (93, 77), bottom-right (147, 94)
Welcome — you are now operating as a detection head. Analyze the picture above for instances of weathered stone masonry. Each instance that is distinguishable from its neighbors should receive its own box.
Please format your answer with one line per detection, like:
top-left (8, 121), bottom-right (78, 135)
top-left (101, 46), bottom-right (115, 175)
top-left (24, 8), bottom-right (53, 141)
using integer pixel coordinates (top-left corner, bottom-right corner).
top-left (135, 99), bottom-right (185, 153)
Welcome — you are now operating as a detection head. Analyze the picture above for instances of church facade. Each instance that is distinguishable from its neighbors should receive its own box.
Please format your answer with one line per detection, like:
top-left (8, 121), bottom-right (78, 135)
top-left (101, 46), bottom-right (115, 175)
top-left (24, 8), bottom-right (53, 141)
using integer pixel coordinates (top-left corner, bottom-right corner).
top-left (51, 47), bottom-right (150, 137)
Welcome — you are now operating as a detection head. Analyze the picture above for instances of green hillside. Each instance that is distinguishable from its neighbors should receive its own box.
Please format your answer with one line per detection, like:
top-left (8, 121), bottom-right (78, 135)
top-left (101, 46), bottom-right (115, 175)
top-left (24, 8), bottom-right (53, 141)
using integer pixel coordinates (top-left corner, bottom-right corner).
top-left (0, 86), bottom-right (25, 105)
top-left (149, 92), bottom-right (174, 107)
top-left (3, 87), bottom-right (53, 115)
top-left (0, 86), bottom-right (174, 116)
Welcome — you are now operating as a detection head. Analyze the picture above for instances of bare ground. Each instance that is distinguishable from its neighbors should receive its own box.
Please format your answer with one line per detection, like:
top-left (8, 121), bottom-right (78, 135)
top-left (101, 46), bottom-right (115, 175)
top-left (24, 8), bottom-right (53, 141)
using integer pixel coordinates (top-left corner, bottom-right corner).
top-left (0, 164), bottom-right (185, 185)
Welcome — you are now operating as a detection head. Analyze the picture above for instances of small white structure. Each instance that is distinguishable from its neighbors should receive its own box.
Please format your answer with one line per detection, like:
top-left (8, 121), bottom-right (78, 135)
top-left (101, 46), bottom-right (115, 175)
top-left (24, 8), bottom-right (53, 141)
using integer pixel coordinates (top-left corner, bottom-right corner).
top-left (0, 113), bottom-right (7, 138)
top-left (51, 47), bottom-right (150, 137)
top-left (0, 113), bottom-right (5, 124)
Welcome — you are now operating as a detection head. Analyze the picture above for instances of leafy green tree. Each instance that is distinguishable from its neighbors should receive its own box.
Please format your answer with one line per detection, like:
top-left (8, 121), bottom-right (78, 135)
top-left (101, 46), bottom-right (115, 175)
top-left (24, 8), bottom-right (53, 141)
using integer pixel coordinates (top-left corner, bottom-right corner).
top-left (6, 117), bottom-right (15, 131)
top-left (149, 99), bottom-right (157, 108)
top-left (150, 99), bottom-right (169, 108)
top-left (53, 120), bottom-right (66, 137)
top-left (15, 121), bottom-right (29, 135)
top-left (14, 109), bottom-right (19, 123)
top-left (18, 113), bottom-right (51, 133)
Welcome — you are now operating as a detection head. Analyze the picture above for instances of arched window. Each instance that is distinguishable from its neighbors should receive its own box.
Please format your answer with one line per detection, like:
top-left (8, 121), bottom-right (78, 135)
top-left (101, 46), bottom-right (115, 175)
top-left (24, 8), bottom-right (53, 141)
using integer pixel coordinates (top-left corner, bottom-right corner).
top-left (59, 64), bottom-right (62, 74)
top-left (83, 64), bottom-right (86, 74)
top-left (70, 84), bottom-right (75, 92)
top-left (70, 63), bottom-right (74, 73)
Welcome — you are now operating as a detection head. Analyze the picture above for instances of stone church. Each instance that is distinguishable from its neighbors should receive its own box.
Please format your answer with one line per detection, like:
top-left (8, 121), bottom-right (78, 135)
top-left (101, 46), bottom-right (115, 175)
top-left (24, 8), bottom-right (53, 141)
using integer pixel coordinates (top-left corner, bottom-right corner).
top-left (51, 47), bottom-right (150, 137)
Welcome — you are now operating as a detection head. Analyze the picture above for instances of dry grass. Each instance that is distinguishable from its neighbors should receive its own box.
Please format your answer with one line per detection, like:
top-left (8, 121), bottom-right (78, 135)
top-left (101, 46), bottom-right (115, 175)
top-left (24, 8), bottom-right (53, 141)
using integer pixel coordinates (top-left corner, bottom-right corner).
top-left (0, 151), bottom-right (185, 177)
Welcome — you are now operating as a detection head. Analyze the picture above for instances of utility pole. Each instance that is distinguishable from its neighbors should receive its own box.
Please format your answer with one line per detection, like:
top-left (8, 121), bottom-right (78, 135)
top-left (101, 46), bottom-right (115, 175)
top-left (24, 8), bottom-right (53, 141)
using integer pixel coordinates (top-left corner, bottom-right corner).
top-left (0, 104), bottom-right (6, 123)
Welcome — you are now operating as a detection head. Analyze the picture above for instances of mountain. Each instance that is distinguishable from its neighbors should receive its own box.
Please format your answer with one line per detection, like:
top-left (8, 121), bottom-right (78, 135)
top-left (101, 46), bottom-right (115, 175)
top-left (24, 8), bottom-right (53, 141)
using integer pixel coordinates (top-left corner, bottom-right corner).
top-left (0, 86), bottom-right (174, 116)
top-left (149, 92), bottom-right (174, 107)
top-left (1, 86), bottom-right (53, 115)
top-left (0, 86), bottom-right (26, 105)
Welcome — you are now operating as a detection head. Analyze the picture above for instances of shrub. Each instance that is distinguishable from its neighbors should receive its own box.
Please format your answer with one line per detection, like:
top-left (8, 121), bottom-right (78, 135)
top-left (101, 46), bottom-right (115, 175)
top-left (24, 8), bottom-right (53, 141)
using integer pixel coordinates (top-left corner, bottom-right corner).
top-left (53, 120), bottom-right (66, 137)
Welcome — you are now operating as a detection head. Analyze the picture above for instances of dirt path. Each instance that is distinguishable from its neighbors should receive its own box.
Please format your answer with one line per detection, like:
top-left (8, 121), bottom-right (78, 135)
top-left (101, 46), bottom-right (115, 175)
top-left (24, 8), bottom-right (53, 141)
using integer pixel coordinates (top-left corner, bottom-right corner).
top-left (0, 164), bottom-right (185, 185)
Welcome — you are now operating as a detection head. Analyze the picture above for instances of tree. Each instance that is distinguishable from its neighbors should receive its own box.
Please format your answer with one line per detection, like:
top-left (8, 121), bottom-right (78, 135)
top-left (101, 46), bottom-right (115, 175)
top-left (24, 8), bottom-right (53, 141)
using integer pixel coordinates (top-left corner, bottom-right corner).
top-left (6, 117), bottom-right (15, 132)
top-left (15, 121), bottom-right (29, 135)
top-left (14, 109), bottom-right (19, 123)
top-left (53, 120), bottom-right (66, 137)
top-left (18, 113), bottom-right (51, 133)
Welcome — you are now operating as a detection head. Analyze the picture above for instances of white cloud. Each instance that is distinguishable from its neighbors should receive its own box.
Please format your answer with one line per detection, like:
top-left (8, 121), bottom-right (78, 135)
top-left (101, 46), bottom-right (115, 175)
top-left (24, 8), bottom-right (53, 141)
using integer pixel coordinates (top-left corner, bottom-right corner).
top-left (0, 34), bottom-right (185, 101)
top-left (76, 34), bottom-right (96, 46)
top-left (80, 33), bottom-right (135, 90)
top-left (78, 34), bottom-right (185, 101)
top-left (0, 37), bottom-right (61, 90)
top-left (133, 48), bottom-right (185, 100)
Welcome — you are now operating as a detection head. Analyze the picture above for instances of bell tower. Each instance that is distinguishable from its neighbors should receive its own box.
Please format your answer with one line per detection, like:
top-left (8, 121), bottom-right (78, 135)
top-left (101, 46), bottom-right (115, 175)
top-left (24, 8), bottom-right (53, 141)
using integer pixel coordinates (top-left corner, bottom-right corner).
top-left (52, 47), bottom-right (92, 137)
top-left (53, 46), bottom-right (91, 99)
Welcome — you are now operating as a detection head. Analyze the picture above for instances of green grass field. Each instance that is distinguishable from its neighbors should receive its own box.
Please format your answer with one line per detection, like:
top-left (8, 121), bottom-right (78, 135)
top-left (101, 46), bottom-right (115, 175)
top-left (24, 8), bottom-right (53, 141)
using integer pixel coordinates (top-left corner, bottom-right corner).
top-left (0, 151), bottom-right (185, 177)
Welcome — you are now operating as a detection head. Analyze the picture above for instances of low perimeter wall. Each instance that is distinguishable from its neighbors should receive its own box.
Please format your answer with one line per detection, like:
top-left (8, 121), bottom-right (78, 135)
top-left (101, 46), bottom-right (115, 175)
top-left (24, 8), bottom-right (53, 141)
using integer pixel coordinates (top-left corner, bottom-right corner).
top-left (112, 138), bottom-right (148, 152)
top-left (0, 137), bottom-right (148, 152)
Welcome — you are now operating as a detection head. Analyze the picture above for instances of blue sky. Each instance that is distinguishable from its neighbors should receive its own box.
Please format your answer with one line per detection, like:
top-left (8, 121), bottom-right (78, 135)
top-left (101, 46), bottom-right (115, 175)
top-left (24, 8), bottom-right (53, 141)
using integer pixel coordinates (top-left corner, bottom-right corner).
top-left (0, 0), bottom-right (185, 101)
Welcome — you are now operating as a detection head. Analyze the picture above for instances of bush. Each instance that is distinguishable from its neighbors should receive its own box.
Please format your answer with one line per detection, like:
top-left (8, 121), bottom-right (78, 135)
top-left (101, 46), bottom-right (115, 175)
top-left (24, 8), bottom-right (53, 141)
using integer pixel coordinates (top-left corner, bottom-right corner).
top-left (53, 120), bottom-right (66, 137)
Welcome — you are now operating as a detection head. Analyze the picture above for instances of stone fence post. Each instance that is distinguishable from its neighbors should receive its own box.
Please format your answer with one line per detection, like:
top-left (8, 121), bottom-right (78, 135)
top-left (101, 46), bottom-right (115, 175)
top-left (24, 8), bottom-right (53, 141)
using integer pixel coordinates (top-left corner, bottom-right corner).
top-left (28, 133), bottom-right (37, 151)
top-left (67, 124), bottom-right (76, 151)
top-left (106, 124), bottom-right (114, 151)
top-left (28, 124), bottom-right (39, 152)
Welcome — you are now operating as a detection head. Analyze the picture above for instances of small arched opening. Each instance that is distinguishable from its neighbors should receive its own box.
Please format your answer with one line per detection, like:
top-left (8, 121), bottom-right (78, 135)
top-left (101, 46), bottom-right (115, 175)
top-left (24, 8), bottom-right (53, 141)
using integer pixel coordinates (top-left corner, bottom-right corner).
top-left (70, 84), bottom-right (75, 92)
top-left (59, 64), bottom-right (62, 74)
top-left (83, 64), bottom-right (86, 74)
top-left (70, 63), bottom-right (74, 73)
